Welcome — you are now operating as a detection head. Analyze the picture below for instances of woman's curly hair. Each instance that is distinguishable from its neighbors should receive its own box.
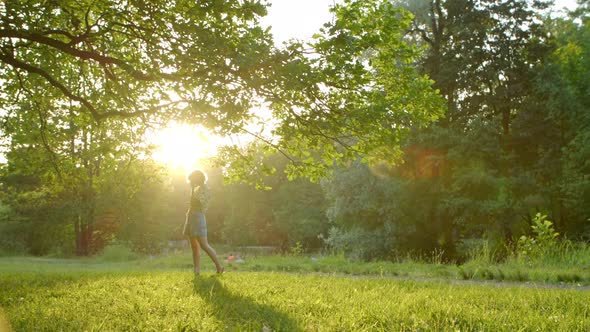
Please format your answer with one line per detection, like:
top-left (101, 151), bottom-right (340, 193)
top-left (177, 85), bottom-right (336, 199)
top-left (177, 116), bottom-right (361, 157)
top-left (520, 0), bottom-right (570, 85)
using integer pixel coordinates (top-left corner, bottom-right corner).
top-left (186, 169), bottom-right (207, 186)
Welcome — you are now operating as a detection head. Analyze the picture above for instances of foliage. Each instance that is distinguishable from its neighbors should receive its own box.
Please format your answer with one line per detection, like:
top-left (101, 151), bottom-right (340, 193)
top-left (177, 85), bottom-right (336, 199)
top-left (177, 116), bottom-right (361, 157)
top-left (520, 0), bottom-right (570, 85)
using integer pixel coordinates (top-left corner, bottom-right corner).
top-left (323, 161), bottom-right (457, 260)
top-left (0, 0), bottom-right (443, 257)
top-left (272, 178), bottom-right (328, 249)
top-left (325, 226), bottom-right (396, 261)
top-left (0, 77), bottom-right (166, 255)
top-left (289, 241), bottom-right (304, 256)
top-left (543, 9), bottom-right (590, 236)
top-left (0, 0), bottom-right (273, 124)
top-left (0, 176), bottom-right (73, 255)
top-left (0, 139), bottom-right (171, 255)
top-left (221, 182), bottom-right (273, 246)
top-left (1, 0), bottom-right (443, 185)
top-left (111, 162), bottom-right (176, 255)
top-left (320, 0), bottom-right (589, 262)
top-left (217, 0), bottom-right (444, 183)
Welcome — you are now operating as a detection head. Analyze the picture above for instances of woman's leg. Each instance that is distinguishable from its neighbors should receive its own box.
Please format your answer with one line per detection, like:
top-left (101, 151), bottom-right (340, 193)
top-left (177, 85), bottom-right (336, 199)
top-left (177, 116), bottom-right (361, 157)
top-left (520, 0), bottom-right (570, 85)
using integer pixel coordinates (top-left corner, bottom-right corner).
top-left (197, 236), bottom-right (223, 273)
top-left (189, 237), bottom-right (201, 274)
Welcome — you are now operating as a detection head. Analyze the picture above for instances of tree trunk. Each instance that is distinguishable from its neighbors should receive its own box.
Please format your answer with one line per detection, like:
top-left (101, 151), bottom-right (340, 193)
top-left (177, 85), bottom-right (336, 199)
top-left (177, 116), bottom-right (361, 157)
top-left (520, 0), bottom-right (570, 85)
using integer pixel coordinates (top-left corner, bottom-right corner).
top-left (75, 206), bottom-right (95, 256)
top-left (502, 107), bottom-right (510, 141)
top-left (72, 126), bottom-right (97, 256)
top-left (74, 216), bottom-right (82, 256)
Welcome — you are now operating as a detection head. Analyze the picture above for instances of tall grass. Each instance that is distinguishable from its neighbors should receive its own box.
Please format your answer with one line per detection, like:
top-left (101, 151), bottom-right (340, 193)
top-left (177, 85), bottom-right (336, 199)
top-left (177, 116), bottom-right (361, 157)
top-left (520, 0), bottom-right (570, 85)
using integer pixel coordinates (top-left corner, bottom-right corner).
top-left (456, 238), bottom-right (590, 284)
top-left (511, 241), bottom-right (590, 268)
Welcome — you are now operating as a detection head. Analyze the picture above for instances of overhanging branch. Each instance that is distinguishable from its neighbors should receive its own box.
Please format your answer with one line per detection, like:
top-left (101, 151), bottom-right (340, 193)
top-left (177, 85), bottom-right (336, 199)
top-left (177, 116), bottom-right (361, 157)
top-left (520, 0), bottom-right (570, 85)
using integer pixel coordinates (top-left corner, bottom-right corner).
top-left (0, 49), bottom-right (194, 120)
top-left (0, 29), bottom-right (154, 81)
top-left (0, 51), bottom-right (101, 119)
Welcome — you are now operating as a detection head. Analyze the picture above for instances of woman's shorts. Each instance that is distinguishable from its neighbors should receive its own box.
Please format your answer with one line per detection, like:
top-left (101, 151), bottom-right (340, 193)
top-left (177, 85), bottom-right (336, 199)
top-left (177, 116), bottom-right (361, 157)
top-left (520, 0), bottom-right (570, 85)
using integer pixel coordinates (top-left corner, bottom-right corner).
top-left (183, 210), bottom-right (207, 238)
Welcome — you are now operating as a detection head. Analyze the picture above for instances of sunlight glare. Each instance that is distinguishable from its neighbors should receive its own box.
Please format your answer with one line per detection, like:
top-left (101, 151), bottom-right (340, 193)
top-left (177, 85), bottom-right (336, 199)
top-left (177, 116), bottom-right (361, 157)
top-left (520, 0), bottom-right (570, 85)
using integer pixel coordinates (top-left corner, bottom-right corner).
top-left (149, 123), bottom-right (222, 171)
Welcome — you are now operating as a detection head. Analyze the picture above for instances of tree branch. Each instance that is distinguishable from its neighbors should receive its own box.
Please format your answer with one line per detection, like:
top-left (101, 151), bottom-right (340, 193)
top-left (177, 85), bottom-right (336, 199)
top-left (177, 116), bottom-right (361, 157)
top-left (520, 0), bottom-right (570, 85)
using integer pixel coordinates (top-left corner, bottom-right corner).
top-left (97, 100), bottom-right (189, 119)
top-left (410, 26), bottom-right (434, 46)
top-left (36, 104), bottom-right (64, 180)
top-left (41, 29), bottom-right (75, 39)
top-left (238, 126), bottom-right (299, 165)
top-left (0, 48), bottom-right (193, 120)
top-left (0, 50), bottom-right (100, 119)
top-left (0, 29), bottom-right (154, 80)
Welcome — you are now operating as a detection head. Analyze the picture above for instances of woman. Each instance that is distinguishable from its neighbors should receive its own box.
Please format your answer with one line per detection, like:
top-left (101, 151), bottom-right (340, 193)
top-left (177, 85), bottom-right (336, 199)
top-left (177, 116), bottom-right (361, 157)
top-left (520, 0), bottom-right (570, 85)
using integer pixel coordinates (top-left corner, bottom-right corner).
top-left (183, 169), bottom-right (223, 274)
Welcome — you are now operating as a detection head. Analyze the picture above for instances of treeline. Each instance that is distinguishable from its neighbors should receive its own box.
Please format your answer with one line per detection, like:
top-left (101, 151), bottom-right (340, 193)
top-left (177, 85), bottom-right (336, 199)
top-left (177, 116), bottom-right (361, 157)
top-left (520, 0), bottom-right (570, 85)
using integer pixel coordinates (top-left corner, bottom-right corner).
top-left (323, 0), bottom-right (590, 260)
top-left (1, 0), bottom-right (589, 259)
top-left (217, 0), bottom-right (590, 260)
top-left (0, 155), bottom-right (329, 255)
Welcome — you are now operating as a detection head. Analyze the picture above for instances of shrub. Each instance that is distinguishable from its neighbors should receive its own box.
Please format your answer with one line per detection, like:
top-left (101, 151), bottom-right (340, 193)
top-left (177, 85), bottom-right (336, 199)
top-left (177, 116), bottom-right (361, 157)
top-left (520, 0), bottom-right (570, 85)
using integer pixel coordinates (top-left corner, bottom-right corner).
top-left (289, 241), bottom-right (304, 256)
top-left (517, 213), bottom-right (559, 260)
top-left (324, 226), bottom-right (394, 261)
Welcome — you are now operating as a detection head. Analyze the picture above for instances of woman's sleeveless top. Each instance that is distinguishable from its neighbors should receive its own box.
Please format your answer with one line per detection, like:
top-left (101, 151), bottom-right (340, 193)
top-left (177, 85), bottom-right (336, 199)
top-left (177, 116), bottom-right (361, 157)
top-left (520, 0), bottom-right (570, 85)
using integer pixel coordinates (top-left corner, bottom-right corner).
top-left (189, 185), bottom-right (211, 212)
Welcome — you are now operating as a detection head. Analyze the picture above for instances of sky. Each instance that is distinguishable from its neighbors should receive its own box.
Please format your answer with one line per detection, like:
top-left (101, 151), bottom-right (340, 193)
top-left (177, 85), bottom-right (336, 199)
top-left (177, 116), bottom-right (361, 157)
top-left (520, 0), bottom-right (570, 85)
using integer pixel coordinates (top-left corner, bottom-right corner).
top-left (262, 0), bottom-right (580, 44)
top-left (260, 0), bottom-right (338, 45)
top-left (554, 0), bottom-right (580, 11)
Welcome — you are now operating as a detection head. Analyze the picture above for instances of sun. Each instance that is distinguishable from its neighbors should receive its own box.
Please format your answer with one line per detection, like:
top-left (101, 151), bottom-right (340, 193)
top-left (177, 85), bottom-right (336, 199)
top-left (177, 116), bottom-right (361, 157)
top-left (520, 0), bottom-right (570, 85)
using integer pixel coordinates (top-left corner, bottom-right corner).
top-left (148, 122), bottom-right (223, 171)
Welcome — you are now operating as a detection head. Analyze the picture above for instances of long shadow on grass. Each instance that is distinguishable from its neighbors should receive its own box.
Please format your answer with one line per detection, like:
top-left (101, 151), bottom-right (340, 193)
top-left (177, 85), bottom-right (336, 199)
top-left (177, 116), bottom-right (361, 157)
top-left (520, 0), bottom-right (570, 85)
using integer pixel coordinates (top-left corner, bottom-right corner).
top-left (193, 276), bottom-right (301, 331)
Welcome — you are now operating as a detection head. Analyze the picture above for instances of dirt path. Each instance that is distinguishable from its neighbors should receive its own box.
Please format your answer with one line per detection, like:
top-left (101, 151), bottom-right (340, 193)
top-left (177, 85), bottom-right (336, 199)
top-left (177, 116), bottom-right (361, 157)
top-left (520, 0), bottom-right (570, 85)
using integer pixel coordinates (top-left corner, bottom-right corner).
top-left (275, 271), bottom-right (590, 291)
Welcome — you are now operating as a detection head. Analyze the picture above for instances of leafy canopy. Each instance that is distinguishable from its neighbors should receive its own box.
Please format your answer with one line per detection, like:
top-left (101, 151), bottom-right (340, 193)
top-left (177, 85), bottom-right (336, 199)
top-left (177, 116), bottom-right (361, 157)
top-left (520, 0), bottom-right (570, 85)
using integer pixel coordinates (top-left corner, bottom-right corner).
top-left (0, 0), bottom-right (444, 182)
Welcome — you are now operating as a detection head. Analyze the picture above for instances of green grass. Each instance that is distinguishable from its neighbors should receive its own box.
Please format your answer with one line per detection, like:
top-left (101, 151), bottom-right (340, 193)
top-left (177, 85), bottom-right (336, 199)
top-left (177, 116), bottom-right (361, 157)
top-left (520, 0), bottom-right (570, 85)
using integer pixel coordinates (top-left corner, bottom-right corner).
top-left (2, 250), bottom-right (590, 286)
top-left (1, 256), bottom-right (590, 331)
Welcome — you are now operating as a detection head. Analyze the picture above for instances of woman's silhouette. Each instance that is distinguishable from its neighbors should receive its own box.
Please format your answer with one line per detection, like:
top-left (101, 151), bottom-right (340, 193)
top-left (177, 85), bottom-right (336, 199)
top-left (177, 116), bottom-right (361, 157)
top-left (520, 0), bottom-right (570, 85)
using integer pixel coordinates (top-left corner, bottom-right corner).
top-left (183, 169), bottom-right (223, 274)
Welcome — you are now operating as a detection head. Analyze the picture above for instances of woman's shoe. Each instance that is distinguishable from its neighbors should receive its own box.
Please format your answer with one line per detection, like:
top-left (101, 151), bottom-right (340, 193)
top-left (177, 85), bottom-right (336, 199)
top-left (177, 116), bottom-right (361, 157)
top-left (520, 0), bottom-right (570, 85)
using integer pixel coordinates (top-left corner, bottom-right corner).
top-left (217, 266), bottom-right (224, 274)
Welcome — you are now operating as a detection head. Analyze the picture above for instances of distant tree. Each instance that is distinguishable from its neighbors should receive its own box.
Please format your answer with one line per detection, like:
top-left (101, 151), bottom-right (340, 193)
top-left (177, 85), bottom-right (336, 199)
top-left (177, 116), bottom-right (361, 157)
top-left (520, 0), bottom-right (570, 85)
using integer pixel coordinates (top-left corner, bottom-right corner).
top-left (537, 6), bottom-right (590, 236)
top-left (272, 178), bottom-right (328, 250)
top-left (402, 0), bottom-right (551, 134)
top-left (222, 182), bottom-right (274, 246)
top-left (322, 0), bottom-right (585, 261)
top-left (0, 92), bottom-right (167, 255)
top-left (219, 150), bottom-right (328, 249)
top-left (400, 0), bottom-right (553, 243)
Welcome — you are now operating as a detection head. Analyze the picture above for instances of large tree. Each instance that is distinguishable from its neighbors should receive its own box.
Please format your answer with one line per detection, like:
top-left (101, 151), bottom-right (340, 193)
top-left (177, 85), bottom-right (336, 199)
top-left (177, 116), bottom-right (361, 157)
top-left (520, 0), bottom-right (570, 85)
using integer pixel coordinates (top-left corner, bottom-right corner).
top-left (1, 0), bottom-right (443, 179)
top-left (0, 0), bottom-right (444, 255)
top-left (402, 0), bottom-right (551, 133)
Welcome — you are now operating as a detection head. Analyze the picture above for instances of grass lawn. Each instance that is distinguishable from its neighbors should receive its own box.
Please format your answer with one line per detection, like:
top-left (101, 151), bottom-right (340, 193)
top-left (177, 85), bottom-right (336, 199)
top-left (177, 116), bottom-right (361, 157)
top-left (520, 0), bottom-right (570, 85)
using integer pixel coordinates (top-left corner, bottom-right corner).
top-left (1, 255), bottom-right (590, 331)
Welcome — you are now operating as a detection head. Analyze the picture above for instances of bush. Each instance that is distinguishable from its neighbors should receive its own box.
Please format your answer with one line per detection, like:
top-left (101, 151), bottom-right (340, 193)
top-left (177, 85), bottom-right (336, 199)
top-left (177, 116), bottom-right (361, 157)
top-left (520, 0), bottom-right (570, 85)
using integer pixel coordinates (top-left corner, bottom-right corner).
top-left (0, 235), bottom-right (27, 257)
top-left (324, 226), bottom-right (395, 261)
top-left (289, 241), bottom-right (305, 256)
top-left (517, 213), bottom-right (559, 260)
